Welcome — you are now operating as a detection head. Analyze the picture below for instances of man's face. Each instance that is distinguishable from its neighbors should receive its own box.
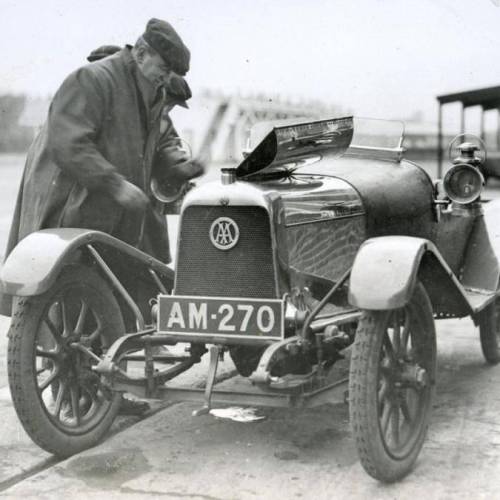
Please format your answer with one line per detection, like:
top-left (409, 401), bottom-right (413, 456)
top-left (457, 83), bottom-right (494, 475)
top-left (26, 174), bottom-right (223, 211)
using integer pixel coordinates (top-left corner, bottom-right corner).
top-left (163, 99), bottom-right (179, 114)
top-left (137, 48), bottom-right (170, 89)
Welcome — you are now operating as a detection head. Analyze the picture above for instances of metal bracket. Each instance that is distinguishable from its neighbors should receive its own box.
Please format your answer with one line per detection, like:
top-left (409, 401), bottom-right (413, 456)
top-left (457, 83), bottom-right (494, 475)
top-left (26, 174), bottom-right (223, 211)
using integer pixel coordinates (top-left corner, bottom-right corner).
top-left (86, 244), bottom-right (145, 330)
top-left (249, 335), bottom-right (300, 385)
top-left (94, 330), bottom-right (152, 376)
top-left (144, 338), bottom-right (155, 397)
top-left (300, 267), bottom-right (351, 340)
top-left (192, 345), bottom-right (222, 416)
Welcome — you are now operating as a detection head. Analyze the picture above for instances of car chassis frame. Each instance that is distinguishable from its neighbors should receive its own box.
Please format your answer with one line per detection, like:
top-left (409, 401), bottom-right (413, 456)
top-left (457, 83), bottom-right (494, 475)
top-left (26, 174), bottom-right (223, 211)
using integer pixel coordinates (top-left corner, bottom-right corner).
top-left (86, 244), bottom-right (357, 414)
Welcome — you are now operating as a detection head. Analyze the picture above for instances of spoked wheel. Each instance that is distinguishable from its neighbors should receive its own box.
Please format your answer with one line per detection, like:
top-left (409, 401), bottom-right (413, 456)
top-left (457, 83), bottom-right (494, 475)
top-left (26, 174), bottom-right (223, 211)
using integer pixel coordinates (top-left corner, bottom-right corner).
top-left (8, 265), bottom-right (124, 457)
top-left (349, 283), bottom-right (436, 482)
top-left (478, 299), bottom-right (500, 364)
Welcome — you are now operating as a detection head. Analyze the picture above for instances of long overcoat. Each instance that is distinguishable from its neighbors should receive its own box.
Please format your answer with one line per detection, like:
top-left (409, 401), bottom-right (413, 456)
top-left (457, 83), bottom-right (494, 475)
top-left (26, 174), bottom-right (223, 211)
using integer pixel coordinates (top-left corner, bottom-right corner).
top-left (1, 47), bottom-right (187, 315)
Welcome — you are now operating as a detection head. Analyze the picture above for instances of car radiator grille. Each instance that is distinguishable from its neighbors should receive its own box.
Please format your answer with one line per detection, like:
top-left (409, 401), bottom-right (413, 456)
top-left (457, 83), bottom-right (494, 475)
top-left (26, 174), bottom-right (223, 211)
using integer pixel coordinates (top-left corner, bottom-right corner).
top-left (174, 206), bottom-right (277, 298)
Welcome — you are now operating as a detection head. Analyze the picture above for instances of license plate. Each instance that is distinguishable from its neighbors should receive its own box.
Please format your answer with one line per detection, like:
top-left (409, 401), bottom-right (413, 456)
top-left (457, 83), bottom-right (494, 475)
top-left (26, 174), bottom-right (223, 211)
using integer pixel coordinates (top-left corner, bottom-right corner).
top-left (157, 295), bottom-right (284, 340)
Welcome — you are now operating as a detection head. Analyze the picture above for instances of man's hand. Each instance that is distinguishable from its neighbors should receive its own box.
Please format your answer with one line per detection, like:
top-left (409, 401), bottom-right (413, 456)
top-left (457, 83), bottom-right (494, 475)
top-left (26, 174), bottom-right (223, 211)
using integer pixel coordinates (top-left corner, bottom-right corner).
top-left (170, 159), bottom-right (205, 181)
top-left (112, 179), bottom-right (149, 211)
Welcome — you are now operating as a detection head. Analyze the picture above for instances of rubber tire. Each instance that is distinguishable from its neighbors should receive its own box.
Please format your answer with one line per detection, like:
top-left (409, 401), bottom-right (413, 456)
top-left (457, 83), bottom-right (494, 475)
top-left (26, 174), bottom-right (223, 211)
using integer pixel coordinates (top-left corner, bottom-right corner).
top-left (7, 265), bottom-right (124, 457)
top-left (478, 300), bottom-right (500, 364)
top-left (349, 283), bottom-right (436, 482)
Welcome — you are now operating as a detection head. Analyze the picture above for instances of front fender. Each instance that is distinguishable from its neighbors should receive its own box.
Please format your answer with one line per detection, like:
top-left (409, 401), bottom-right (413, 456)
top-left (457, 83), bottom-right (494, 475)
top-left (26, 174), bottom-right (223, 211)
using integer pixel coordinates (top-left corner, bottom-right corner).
top-left (1, 228), bottom-right (173, 296)
top-left (348, 236), bottom-right (469, 311)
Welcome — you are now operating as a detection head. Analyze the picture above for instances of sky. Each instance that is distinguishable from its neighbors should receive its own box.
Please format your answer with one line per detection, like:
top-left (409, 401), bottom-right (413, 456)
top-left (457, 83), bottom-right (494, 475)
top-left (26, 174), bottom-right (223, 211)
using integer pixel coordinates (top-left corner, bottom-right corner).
top-left (1, 0), bottom-right (500, 128)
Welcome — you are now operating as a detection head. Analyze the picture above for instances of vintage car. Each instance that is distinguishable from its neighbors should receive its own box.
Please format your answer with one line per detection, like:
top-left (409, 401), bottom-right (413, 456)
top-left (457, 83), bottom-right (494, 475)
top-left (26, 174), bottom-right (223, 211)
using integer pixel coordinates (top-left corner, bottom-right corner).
top-left (2, 116), bottom-right (500, 483)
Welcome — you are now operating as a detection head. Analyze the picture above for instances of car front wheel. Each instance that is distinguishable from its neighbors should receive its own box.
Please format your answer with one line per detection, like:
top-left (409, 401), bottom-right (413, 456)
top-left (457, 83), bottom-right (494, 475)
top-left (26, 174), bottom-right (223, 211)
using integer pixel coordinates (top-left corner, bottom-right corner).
top-left (349, 282), bottom-right (436, 482)
top-left (7, 265), bottom-right (123, 457)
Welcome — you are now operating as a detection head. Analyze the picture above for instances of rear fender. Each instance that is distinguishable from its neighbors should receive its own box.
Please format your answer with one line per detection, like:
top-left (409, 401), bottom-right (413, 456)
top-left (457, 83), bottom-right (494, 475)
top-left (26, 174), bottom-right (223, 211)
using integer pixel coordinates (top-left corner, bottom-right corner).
top-left (1, 228), bottom-right (174, 296)
top-left (348, 236), bottom-right (471, 314)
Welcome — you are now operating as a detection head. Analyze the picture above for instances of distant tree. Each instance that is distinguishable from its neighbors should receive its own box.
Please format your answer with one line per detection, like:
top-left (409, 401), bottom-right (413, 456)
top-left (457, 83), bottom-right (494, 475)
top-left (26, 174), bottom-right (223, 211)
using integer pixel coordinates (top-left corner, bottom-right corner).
top-left (0, 94), bottom-right (26, 130)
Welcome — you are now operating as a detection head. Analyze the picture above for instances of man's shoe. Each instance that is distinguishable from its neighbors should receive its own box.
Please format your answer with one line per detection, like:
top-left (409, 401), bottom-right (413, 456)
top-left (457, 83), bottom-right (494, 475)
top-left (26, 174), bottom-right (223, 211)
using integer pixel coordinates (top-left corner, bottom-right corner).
top-left (119, 396), bottom-right (150, 416)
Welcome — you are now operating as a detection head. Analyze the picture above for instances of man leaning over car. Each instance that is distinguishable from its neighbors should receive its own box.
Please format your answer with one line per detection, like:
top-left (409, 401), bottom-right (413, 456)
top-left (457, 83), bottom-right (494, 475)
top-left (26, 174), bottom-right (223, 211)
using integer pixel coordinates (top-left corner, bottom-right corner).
top-left (0, 18), bottom-right (204, 316)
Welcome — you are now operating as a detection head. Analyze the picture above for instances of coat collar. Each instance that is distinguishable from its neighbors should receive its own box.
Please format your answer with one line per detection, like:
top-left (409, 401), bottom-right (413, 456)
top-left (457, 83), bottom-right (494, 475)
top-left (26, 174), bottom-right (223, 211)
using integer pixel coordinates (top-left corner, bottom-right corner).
top-left (120, 45), bottom-right (137, 68)
top-left (121, 45), bottom-right (163, 117)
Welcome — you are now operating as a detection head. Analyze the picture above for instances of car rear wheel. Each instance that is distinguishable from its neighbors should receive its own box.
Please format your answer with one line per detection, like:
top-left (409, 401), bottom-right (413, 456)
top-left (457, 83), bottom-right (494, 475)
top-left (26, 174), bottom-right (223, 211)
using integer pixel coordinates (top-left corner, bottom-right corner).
top-left (478, 299), bottom-right (500, 364)
top-left (7, 265), bottom-right (123, 457)
top-left (349, 282), bottom-right (436, 482)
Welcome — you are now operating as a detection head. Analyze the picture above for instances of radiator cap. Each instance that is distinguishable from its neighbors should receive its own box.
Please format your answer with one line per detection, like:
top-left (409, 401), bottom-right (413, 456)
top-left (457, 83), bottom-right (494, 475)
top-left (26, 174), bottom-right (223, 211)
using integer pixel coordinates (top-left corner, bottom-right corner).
top-left (221, 167), bottom-right (236, 185)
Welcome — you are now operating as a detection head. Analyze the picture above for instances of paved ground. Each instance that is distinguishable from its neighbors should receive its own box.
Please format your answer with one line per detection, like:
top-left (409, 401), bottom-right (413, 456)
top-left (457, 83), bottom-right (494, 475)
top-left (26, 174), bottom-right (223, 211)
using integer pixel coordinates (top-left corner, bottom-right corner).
top-left (2, 156), bottom-right (500, 498)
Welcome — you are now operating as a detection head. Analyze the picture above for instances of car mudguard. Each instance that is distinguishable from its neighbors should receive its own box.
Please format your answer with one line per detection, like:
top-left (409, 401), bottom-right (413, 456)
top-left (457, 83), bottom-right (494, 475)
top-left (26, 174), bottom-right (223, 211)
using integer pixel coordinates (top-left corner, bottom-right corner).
top-left (0, 228), bottom-right (174, 296)
top-left (348, 235), bottom-right (472, 312)
top-left (461, 200), bottom-right (500, 293)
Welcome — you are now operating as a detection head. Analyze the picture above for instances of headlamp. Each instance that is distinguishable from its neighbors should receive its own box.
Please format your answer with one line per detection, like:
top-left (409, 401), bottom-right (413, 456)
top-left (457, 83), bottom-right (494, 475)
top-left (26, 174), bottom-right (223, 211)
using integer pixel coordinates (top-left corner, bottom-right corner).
top-left (443, 163), bottom-right (484, 204)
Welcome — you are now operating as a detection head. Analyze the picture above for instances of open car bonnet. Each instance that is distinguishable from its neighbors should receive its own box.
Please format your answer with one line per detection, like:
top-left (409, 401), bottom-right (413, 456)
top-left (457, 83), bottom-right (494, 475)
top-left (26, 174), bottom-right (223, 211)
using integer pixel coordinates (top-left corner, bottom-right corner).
top-left (235, 116), bottom-right (354, 179)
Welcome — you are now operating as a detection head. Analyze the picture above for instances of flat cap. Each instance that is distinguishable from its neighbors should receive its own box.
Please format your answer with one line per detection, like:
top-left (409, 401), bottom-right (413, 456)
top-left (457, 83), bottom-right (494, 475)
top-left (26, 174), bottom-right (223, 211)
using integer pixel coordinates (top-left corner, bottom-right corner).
top-left (143, 18), bottom-right (190, 76)
top-left (166, 72), bottom-right (192, 108)
top-left (87, 45), bottom-right (121, 62)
